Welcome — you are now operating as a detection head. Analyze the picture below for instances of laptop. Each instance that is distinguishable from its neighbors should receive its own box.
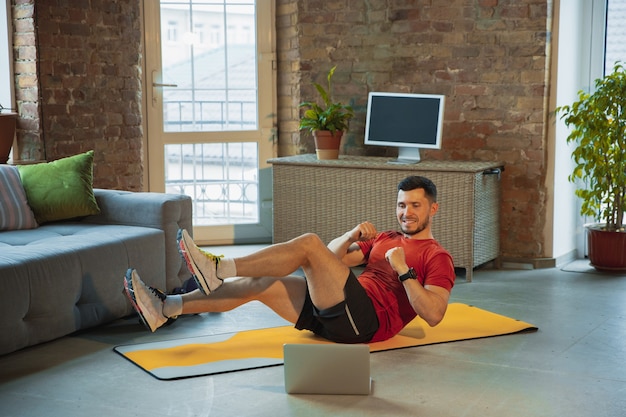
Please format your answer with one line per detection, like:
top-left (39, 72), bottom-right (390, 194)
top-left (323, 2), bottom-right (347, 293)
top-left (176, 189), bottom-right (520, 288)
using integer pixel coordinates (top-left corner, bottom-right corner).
top-left (283, 343), bottom-right (372, 395)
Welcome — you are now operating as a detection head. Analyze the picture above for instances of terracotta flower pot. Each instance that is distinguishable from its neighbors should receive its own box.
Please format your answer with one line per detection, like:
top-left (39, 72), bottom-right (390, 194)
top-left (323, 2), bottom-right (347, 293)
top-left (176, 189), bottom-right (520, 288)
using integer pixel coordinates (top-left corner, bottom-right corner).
top-left (587, 224), bottom-right (626, 272)
top-left (313, 130), bottom-right (343, 160)
top-left (0, 112), bottom-right (18, 164)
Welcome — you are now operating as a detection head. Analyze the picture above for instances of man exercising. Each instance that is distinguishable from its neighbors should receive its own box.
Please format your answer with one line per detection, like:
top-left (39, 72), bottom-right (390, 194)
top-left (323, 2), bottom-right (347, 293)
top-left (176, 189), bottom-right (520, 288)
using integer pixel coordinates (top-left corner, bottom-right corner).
top-left (124, 175), bottom-right (455, 343)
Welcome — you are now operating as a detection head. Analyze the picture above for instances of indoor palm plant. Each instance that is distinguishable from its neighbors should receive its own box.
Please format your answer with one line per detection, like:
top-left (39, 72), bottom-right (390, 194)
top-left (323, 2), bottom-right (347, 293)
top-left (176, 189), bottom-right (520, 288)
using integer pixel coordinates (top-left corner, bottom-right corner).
top-left (555, 61), bottom-right (626, 271)
top-left (299, 66), bottom-right (354, 160)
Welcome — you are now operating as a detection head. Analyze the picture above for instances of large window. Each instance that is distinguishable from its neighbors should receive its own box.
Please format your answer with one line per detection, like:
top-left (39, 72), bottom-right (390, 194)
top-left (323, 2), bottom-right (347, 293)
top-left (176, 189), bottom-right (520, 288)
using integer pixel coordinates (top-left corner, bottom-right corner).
top-left (0, 3), bottom-right (14, 112)
top-left (158, 1), bottom-right (260, 227)
top-left (605, 0), bottom-right (626, 73)
top-left (144, 0), bottom-right (275, 244)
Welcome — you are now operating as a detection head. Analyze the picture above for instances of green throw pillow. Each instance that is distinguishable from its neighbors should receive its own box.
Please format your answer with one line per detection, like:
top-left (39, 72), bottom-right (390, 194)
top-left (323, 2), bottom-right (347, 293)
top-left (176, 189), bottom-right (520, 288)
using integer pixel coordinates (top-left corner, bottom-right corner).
top-left (17, 150), bottom-right (100, 224)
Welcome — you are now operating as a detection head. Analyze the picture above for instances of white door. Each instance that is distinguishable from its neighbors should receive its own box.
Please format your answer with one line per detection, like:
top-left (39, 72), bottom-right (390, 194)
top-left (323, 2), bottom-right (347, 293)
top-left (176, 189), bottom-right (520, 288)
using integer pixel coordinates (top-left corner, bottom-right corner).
top-left (144, 0), bottom-right (276, 245)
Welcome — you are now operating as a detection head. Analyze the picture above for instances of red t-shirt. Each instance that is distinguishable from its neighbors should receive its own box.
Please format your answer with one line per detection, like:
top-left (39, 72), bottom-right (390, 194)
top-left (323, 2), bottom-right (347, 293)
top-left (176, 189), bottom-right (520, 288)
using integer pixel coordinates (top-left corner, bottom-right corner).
top-left (356, 231), bottom-right (455, 342)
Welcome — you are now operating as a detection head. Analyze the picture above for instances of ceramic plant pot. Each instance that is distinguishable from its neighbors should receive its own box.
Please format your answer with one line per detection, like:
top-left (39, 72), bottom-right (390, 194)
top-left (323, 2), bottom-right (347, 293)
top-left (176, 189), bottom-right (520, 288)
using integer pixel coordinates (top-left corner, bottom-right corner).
top-left (0, 112), bottom-right (18, 164)
top-left (587, 224), bottom-right (626, 272)
top-left (313, 130), bottom-right (343, 160)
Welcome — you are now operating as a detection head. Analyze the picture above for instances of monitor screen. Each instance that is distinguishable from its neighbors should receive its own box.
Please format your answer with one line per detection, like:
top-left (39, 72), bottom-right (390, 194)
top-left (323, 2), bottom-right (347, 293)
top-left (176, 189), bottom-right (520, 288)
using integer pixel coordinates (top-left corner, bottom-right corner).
top-left (364, 92), bottom-right (445, 163)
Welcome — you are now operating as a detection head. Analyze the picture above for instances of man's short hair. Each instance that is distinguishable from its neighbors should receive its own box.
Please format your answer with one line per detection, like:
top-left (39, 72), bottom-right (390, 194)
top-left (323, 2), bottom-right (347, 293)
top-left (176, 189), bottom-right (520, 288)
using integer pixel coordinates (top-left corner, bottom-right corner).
top-left (397, 176), bottom-right (437, 202)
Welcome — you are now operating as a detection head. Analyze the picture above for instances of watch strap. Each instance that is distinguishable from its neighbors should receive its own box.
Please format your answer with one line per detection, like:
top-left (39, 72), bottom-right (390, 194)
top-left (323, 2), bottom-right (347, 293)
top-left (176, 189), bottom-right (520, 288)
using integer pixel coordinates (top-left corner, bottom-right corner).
top-left (398, 267), bottom-right (417, 282)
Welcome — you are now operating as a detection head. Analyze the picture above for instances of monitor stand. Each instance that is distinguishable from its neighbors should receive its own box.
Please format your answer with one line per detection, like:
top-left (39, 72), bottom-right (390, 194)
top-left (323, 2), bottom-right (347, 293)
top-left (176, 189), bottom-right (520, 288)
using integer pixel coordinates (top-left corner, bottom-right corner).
top-left (388, 147), bottom-right (421, 164)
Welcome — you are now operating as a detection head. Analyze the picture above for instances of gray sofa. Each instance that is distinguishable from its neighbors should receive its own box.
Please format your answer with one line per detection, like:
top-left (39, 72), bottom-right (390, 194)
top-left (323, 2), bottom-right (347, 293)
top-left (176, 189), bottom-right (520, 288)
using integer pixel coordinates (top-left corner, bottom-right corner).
top-left (0, 189), bottom-right (192, 355)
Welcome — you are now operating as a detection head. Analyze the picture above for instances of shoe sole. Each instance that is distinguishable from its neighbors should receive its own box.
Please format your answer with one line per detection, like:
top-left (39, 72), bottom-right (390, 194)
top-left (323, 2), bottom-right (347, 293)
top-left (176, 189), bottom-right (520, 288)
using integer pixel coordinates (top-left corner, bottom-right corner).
top-left (177, 229), bottom-right (222, 295)
top-left (123, 269), bottom-right (153, 331)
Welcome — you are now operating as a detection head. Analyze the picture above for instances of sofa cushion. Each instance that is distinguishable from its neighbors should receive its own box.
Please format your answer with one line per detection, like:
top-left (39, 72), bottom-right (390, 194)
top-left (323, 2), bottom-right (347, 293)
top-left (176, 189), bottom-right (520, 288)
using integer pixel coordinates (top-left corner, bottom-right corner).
top-left (17, 150), bottom-right (100, 224)
top-left (0, 165), bottom-right (38, 231)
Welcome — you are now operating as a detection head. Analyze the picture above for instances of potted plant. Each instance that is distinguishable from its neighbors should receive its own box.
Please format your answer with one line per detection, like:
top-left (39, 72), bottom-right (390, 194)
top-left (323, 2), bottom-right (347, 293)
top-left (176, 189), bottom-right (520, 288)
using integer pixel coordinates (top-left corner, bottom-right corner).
top-left (299, 66), bottom-right (354, 160)
top-left (555, 61), bottom-right (626, 271)
top-left (0, 104), bottom-right (18, 164)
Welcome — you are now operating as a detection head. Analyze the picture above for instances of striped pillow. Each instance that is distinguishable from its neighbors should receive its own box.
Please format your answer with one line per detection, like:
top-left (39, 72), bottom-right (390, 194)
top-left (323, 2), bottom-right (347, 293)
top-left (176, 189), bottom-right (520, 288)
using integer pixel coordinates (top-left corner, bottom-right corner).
top-left (0, 165), bottom-right (38, 231)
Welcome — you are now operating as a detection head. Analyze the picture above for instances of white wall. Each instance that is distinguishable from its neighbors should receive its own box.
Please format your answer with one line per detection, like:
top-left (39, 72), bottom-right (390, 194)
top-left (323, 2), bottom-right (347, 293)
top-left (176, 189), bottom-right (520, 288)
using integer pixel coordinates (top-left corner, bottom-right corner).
top-left (547, 0), bottom-right (606, 262)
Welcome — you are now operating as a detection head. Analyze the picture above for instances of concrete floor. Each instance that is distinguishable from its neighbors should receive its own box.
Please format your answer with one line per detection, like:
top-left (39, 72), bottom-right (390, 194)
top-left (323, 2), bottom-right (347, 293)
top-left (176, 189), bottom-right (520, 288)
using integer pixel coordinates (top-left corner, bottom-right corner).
top-left (1, 250), bottom-right (625, 417)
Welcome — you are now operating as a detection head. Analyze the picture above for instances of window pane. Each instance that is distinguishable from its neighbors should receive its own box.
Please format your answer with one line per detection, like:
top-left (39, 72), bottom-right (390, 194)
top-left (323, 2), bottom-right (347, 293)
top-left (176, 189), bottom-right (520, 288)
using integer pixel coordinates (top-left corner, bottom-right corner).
top-left (605, 0), bottom-right (626, 74)
top-left (160, 0), bottom-right (257, 132)
top-left (165, 142), bottom-right (259, 225)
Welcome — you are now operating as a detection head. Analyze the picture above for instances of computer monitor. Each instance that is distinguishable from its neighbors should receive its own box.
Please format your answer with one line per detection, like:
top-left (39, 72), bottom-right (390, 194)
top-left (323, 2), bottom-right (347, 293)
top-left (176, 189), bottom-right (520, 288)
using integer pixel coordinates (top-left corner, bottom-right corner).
top-left (364, 92), bottom-right (445, 163)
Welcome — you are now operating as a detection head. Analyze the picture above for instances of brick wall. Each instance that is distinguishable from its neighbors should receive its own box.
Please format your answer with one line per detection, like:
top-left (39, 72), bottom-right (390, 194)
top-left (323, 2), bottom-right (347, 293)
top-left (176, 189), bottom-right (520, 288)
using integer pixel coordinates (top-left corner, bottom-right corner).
top-left (277, 0), bottom-right (552, 260)
top-left (11, 0), bottom-right (144, 191)
top-left (10, 0), bottom-right (553, 260)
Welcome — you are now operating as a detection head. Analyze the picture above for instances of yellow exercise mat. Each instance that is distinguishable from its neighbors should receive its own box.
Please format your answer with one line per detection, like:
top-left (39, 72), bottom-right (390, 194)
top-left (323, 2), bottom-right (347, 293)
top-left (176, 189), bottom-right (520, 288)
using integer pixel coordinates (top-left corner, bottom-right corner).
top-left (114, 303), bottom-right (537, 380)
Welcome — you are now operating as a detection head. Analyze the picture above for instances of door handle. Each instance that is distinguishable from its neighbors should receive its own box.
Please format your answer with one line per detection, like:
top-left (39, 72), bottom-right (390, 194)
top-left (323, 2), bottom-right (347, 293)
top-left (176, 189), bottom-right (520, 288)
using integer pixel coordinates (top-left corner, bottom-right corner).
top-left (152, 82), bottom-right (178, 88)
top-left (151, 70), bottom-right (177, 106)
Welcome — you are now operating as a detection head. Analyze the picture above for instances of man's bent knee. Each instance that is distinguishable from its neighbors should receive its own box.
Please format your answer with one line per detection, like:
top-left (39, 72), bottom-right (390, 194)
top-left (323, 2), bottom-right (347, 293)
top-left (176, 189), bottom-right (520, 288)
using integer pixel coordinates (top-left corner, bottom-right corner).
top-left (291, 233), bottom-right (328, 265)
top-left (294, 232), bottom-right (325, 248)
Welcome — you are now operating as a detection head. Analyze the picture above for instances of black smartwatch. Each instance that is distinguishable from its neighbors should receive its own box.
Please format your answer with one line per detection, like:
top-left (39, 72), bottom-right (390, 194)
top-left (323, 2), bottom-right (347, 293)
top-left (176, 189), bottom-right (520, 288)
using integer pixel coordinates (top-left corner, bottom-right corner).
top-left (398, 267), bottom-right (417, 282)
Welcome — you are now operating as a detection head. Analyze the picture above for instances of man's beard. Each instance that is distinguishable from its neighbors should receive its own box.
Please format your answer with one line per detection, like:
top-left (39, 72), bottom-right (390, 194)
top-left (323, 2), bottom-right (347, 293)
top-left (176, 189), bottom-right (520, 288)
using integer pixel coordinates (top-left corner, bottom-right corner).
top-left (400, 216), bottom-right (430, 236)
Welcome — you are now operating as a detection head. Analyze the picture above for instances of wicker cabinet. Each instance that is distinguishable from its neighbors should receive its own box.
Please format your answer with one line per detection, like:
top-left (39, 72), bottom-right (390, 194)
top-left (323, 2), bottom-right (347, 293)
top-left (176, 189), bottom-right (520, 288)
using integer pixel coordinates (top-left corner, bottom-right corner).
top-left (268, 154), bottom-right (503, 281)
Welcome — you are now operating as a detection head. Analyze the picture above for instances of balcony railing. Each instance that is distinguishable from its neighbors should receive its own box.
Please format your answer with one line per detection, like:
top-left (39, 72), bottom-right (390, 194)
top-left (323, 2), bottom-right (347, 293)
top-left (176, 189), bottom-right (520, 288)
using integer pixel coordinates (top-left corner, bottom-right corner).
top-left (163, 95), bottom-right (257, 132)
top-left (164, 139), bottom-right (259, 226)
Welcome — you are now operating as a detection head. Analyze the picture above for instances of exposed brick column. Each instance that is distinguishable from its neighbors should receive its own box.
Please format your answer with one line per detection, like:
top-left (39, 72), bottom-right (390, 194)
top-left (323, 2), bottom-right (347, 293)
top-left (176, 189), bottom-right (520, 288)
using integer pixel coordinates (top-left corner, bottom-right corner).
top-left (11, 0), bottom-right (43, 162)
top-left (276, 0), bottom-right (301, 156)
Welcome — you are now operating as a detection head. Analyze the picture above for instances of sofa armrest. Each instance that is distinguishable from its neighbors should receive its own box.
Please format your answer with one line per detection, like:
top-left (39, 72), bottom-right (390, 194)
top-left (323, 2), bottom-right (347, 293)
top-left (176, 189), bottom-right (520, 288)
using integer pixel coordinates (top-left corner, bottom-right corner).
top-left (85, 189), bottom-right (193, 291)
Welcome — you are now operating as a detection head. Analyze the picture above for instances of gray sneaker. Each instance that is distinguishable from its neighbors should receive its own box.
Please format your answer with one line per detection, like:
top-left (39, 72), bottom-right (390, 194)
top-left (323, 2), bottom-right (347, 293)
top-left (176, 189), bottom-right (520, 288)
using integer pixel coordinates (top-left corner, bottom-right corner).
top-left (123, 269), bottom-right (168, 332)
top-left (177, 229), bottom-right (224, 295)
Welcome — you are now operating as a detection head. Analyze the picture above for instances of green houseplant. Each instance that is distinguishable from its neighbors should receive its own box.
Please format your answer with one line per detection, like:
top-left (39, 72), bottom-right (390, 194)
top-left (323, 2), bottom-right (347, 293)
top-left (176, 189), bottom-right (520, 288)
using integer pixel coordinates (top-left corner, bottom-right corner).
top-left (555, 61), bottom-right (626, 271)
top-left (299, 66), bottom-right (354, 160)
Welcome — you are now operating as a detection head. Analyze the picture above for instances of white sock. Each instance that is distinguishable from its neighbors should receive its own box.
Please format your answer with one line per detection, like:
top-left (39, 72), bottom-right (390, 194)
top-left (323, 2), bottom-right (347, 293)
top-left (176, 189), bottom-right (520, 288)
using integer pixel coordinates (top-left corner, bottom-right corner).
top-left (163, 294), bottom-right (183, 318)
top-left (217, 258), bottom-right (237, 278)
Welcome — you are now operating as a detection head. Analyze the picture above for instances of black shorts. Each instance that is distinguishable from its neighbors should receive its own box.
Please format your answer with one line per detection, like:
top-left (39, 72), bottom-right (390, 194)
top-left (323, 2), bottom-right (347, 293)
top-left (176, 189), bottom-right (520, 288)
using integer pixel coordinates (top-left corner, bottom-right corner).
top-left (295, 270), bottom-right (379, 343)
